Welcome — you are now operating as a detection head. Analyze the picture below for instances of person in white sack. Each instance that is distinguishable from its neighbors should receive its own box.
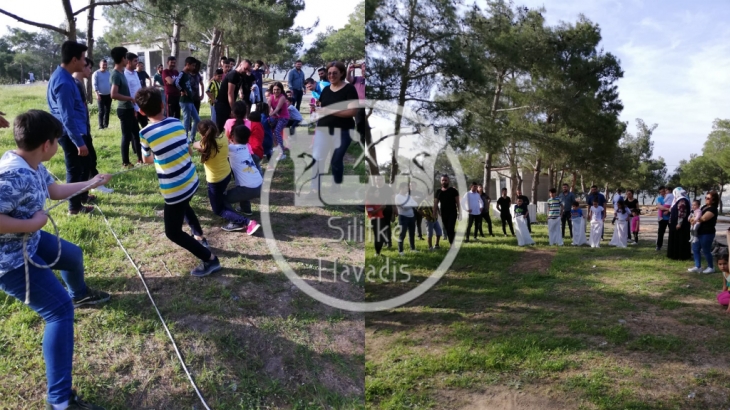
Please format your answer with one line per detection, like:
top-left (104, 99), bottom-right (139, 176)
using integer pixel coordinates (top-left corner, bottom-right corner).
top-left (609, 199), bottom-right (630, 248)
top-left (570, 201), bottom-right (588, 246)
top-left (513, 196), bottom-right (534, 246)
top-left (547, 188), bottom-right (563, 246)
top-left (589, 200), bottom-right (606, 248)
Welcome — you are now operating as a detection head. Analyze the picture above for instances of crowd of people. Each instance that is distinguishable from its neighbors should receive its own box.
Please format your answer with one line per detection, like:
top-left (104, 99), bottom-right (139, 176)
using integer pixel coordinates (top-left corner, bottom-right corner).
top-left (0, 39), bottom-right (367, 410)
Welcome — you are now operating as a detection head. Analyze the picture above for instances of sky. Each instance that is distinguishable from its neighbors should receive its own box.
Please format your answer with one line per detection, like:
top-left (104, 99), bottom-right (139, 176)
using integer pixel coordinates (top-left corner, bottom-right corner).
top-left (0, 0), bottom-right (359, 49)
top-left (480, 0), bottom-right (730, 172)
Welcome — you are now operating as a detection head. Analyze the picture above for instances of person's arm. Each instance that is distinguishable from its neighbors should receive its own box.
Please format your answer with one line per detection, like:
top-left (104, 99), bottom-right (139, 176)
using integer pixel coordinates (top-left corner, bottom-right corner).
top-left (271, 95), bottom-right (286, 116)
top-left (0, 111), bottom-right (8, 128)
top-left (433, 196), bottom-right (440, 219)
top-left (47, 175), bottom-right (112, 200)
top-left (346, 65), bottom-right (355, 84)
top-left (55, 82), bottom-right (86, 149)
top-left (228, 82), bottom-right (236, 111)
top-left (455, 196), bottom-right (461, 220)
top-left (92, 72), bottom-right (100, 100)
top-left (110, 84), bottom-right (135, 102)
top-left (164, 71), bottom-right (175, 85)
top-left (192, 140), bottom-right (204, 152)
top-left (699, 209), bottom-right (716, 223)
top-left (0, 211), bottom-right (48, 234)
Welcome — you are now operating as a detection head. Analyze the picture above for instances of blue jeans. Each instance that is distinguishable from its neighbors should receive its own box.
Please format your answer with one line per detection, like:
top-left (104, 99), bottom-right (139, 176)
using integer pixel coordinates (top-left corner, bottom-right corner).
top-left (427, 220), bottom-right (442, 237)
top-left (693, 233), bottom-right (715, 268)
top-left (398, 214), bottom-right (416, 252)
top-left (210, 104), bottom-right (216, 124)
top-left (181, 101), bottom-right (200, 142)
top-left (208, 174), bottom-right (248, 225)
top-left (0, 231), bottom-right (88, 404)
top-left (225, 184), bottom-right (262, 215)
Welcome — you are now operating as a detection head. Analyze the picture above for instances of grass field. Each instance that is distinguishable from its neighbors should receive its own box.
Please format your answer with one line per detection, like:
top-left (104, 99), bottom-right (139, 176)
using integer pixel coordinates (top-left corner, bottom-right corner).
top-left (0, 84), bottom-right (365, 409)
top-left (365, 221), bottom-right (730, 409)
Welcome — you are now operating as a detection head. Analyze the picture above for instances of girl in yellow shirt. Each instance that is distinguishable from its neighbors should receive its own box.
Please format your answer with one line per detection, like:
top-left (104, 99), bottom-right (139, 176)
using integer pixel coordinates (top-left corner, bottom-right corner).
top-left (194, 120), bottom-right (256, 233)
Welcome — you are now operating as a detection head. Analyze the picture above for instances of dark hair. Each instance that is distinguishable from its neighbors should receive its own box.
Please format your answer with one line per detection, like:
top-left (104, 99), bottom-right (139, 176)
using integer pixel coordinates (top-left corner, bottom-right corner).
top-left (326, 61), bottom-right (347, 81)
top-left (214, 68), bottom-right (223, 75)
top-left (549, 188), bottom-right (556, 194)
top-left (617, 199), bottom-right (627, 213)
top-left (256, 60), bottom-right (264, 66)
top-left (271, 81), bottom-right (285, 93)
top-left (692, 199), bottom-right (701, 206)
top-left (707, 190), bottom-right (720, 206)
top-left (248, 111), bottom-right (261, 122)
top-left (233, 124), bottom-right (250, 145)
top-left (61, 41), bottom-right (88, 65)
top-left (658, 185), bottom-right (666, 191)
top-left (232, 101), bottom-right (249, 129)
top-left (135, 87), bottom-right (163, 117)
top-left (260, 103), bottom-right (270, 116)
top-left (227, 58), bottom-right (236, 65)
top-left (631, 208), bottom-right (641, 215)
top-left (562, 183), bottom-right (569, 187)
top-left (627, 189), bottom-right (634, 195)
top-left (157, 64), bottom-right (163, 69)
top-left (617, 188), bottom-right (623, 193)
top-left (296, 59), bottom-right (302, 64)
top-left (718, 252), bottom-right (729, 263)
top-left (14, 110), bottom-right (63, 151)
top-left (167, 56), bottom-right (176, 62)
top-left (501, 187), bottom-right (507, 191)
top-left (126, 52), bottom-right (138, 63)
top-left (197, 120), bottom-right (220, 163)
top-left (318, 67), bottom-right (326, 73)
top-left (471, 181), bottom-right (478, 186)
top-left (110, 47), bottom-right (128, 65)
top-left (305, 78), bottom-right (316, 85)
top-left (220, 55), bottom-right (227, 61)
top-left (184, 56), bottom-right (197, 66)
top-left (591, 185), bottom-right (598, 189)
top-left (572, 201), bottom-right (579, 207)
top-left (286, 90), bottom-right (292, 94)
top-left (85, 57), bottom-right (93, 68)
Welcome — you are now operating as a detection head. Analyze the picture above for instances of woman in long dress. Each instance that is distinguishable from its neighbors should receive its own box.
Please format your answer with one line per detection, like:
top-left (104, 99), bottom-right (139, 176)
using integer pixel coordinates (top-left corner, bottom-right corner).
top-left (609, 200), bottom-right (630, 248)
top-left (667, 187), bottom-right (691, 260)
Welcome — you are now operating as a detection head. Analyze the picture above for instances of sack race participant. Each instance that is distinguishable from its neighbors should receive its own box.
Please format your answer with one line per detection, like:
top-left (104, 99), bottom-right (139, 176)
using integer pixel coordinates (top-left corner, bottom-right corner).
top-left (547, 188), bottom-right (563, 246)
top-left (570, 201), bottom-right (587, 246)
top-left (513, 197), bottom-right (534, 246)
top-left (609, 199), bottom-right (630, 248)
top-left (589, 200), bottom-right (605, 248)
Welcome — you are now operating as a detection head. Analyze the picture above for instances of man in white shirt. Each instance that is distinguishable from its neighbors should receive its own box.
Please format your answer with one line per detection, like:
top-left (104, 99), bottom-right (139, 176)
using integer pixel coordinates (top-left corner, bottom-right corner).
top-left (123, 52), bottom-right (146, 128)
top-left (462, 182), bottom-right (484, 243)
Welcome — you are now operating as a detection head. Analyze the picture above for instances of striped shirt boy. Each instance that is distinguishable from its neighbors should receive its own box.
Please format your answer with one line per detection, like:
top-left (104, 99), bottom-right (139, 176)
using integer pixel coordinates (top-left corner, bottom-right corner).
top-left (139, 117), bottom-right (199, 204)
top-left (547, 197), bottom-right (561, 219)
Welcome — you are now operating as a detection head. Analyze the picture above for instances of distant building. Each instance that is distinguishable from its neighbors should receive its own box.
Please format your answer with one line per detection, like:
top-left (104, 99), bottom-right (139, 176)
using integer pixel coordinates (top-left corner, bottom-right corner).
top-left (122, 39), bottom-right (192, 74)
top-left (490, 166), bottom-right (552, 203)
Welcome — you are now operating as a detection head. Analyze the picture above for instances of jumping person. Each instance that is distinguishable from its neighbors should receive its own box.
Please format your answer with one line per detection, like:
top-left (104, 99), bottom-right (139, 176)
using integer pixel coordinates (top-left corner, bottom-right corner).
top-left (434, 174), bottom-right (460, 245)
top-left (513, 196), bottom-right (534, 246)
top-left (609, 199), bottom-right (630, 248)
top-left (547, 188), bottom-right (563, 246)
top-left (135, 87), bottom-right (221, 276)
top-left (48, 41), bottom-right (97, 215)
top-left (571, 201), bottom-right (588, 246)
top-left (462, 182), bottom-right (483, 243)
top-left (588, 199), bottom-right (606, 248)
top-left (516, 188), bottom-right (531, 233)
top-left (558, 183), bottom-right (576, 238)
top-left (586, 185), bottom-right (607, 239)
top-left (0, 110), bottom-right (112, 410)
top-left (109, 47), bottom-right (141, 168)
top-left (496, 188), bottom-right (514, 237)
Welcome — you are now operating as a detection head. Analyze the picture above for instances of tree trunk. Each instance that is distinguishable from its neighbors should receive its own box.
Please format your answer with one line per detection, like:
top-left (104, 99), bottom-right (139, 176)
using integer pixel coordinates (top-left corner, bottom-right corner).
top-left (547, 166), bottom-right (554, 192)
top-left (62, 0), bottom-right (77, 41)
top-left (508, 140), bottom-right (517, 201)
top-left (605, 182), bottom-right (610, 204)
top-left (580, 173), bottom-right (585, 197)
top-left (571, 171), bottom-right (577, 192)
top-left (206, 27), bottom-right (223, 80)
top-left (557, 169), bottom-right (565, 188)
top-left (389, 0), bottom-right (417, 184)
top-left (483, 152), bottom-right (492, 196)
top-left (309, 67), bottom-right (317, 79)
top-left (483, 69), bottom-right (506, 193)
top-left (171, 21), bottom-right (182, 60)
top-left (531, 157), bottom-right (541, 205)
top-left (84, 0), bottom-right (95, 102)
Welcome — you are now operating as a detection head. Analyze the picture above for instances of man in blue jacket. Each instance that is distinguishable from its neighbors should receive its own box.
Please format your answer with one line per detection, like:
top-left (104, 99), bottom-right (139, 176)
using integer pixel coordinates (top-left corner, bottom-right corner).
top-left (47, 41), bottom-right (96, 215)
top-left (287, 60), bottom-right (305, 110)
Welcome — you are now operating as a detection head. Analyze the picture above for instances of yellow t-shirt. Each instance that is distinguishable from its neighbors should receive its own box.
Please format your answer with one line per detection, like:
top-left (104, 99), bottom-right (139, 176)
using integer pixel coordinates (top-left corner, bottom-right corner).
top-left (202, 136), bottom-right (231, 183)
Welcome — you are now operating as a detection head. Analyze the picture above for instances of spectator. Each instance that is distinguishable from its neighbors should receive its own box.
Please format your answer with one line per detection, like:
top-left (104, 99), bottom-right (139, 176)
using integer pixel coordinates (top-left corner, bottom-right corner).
top-left (162, 56), bottom-right (181, 119)
top-left (287, 59), bottom-right (305, 110)
top-left (92, 58), bottom-right (111, 129)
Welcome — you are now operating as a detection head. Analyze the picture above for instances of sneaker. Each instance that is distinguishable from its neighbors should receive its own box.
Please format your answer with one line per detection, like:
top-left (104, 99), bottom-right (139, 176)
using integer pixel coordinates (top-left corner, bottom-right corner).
top-left (398, 251), bottom-right (404, 256)
top-left (93, 185), bottom-right (114, 194)
top-left (434, 245), bottom-right (440, 249)
top-left (73, 288), bottom-right (110, 308)
top-left (703, 267), bottom-right (715, 274)
top-left (83, 195), bottom-right (97, 204)
top-left (278, 153), bottom-right (287, 161)
top-left (410, 249), bottom-right (419, 253)
top-left (246, 220), bottom-right (261, 236)
top-left (428, 247), bottom-right (434, 251)
top-left (122, 163), bottom-right (134, 169)
top-left (191, 256), bottom-right (222, 277)
top-left (222, 222), bottom-right (245, 232)
top-left (465, 239), bottom-right (470, 243)
top-left (198, 238), bottom-right (210, 249)
top-left (68, 205), bottom-right (95, 215)
top-left (45, 390), bottom-right (106, 410)
top-left (687, 267), bottom-right (701, 273)
top-left (655, 247), bottom-right (661, 251)
top-left (418, 236), bottom-right (424, 240)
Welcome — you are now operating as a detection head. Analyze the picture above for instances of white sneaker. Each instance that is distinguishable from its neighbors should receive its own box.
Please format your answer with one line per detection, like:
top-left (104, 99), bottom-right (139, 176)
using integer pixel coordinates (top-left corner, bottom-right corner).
top-left (398, 251), bottom-right (404, 256)
top-left (687, 267), bottom-right (701, 273)
top-left (93, 185), bottom-right (114, 194)
top-left (702, 267), bottom-right (715, 274)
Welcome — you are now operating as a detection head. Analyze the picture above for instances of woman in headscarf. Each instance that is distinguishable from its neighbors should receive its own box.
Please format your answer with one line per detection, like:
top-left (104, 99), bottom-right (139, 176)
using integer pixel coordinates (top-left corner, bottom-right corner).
top-left (667, 187), bottom-right (691, 260)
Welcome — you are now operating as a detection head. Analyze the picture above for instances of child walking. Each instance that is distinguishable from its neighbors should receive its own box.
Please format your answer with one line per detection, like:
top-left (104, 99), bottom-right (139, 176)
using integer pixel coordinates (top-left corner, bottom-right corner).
top-left (609, 199), bottom-right (630, 248)
top-left (588, 200), bottom-right (605, 248)
top-left (194, 120), bottom-right (260, 233)
top-left (136, 87), bottom-right (221, 277)
top-left (570, 201), bottom-right (587, 246)
top-left (513, 196), bottom-right (535, 246)
top-left (0, 110), bottom-right (112, 410)
top-left (630, 208), bottom-right (641, 244)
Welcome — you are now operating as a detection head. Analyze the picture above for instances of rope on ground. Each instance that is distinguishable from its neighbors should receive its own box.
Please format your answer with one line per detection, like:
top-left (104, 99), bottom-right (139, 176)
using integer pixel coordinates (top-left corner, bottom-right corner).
top-left (26, 164), bottom-right (212, 410)
top-left (95, 205), bottom-right (212, 410)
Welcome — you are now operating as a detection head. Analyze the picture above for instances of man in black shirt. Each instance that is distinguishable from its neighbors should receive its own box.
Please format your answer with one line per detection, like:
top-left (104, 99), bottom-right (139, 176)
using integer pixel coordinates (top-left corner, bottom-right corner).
top-left (136, 61), bottom-right (150, 87)
top-left (434, 175), bottom-right (460, 245)
top-left (214, 59), bottom-right (254, 131)
top-left (496, 188), bottom-right (514, 236)
top-left (516, 188), bottom-right (531, 233)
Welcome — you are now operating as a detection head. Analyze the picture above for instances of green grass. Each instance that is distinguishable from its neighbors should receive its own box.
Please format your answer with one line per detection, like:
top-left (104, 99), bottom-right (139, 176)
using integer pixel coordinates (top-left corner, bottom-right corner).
top-left (365, 222), bottom-right (730, 409)
top-left (0, 84), bottom-right (365, 409)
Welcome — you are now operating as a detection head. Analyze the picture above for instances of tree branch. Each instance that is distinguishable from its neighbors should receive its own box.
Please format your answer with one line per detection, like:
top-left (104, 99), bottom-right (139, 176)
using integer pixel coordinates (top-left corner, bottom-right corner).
top-left (494, 105), bottom-right (533, 112)
top-left (0, 8), bottom-right (69, 35)
top-left (73, 0), bottom-right (132, 16)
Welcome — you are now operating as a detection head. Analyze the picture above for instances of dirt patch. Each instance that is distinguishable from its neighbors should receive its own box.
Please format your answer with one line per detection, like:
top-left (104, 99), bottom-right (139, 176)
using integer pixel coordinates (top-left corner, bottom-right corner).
top-left (437, 386), bottom-right (573, 410)
top-left (510, 248), bottom-right (556, 273)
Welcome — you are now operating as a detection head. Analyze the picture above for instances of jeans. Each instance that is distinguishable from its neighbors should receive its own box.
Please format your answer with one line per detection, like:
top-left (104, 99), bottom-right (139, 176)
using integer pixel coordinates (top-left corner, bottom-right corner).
top-left (371, 217), bottom-right (387, 254)
top-left (311, 128), bottom-right (352, 189)
top-left (466, 214), bottom-right (481, 239)
top-left (292, 88), bottom-right (303, 110)
top-left (181, 101), bottom-right (201, 142)
top-left (208, 174), bottom-right (248, 225)
top-left (415, 212), bottom-right (423, 238)
top-left (136, 112), bottom-right (148, 129)
top-left (167, 95), bottom-right (181, 119)
top-left (561, 210), bottom-right (573, 237)
top-left (501, 213), bottom-right (514, 235)
top-left (210, 104), bottom-right (216, 124)
top-left (693, 233), bottom-right (715, 268)
top-left (442, 214), bottom-right (457, 244)
top-left (478, 212), bottom-right (493, 236)
top-left (58, 134), bottom-right (96, 211)
top-left (225, 184), bottom-right (262, 215)
top-left (398, 214), bottom-right (416, 252)
top-left (0, 231), bottom-right (88, 404)
top-left (427, 220), bottom-right (442, 237)
top-left (97, 94), bottom-right (111, 128)
top-left (657, 219), bottom-right (668, 249)
top-left (164, 197), bottom-right (211, 261)
top-left (118, 108), bottom-right (141, 165)
top-left (287, 119), bottom-right (301, 136)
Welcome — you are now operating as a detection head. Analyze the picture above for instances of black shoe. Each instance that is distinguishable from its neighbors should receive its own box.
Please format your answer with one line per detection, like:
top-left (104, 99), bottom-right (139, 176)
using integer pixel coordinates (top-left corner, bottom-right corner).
top-left (46, 390), bottom-right (106, 410)
top-left (465, 239), bottom-right (470, 243)
top-left (73, 288), bottom-right (110, 308)
top-left (222, 222), bottom-right (245, 232)
top-left (191, 256), bottom-right (222, 277)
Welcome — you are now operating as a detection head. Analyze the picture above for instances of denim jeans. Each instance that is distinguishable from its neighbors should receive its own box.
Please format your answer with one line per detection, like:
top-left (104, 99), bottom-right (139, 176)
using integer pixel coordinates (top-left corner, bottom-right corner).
top-left (0, 231), bottom-right (88, 404)
top-left (118, 108), bottom-right (141, 165)
top-left (58, 134), bottom-right (97, 211)
top-left (225, 184), bottom-right (262, 215)
top-left (210, 104), bottom-right (216, 124)
top-left (398, 214), bottom-right (416, 252)
top-left (693, 233), bottom-right (715, 268)
top-left (181, 101), bottom-right (200, 142)
top-left (208, 174), bottom-right (248, 225)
